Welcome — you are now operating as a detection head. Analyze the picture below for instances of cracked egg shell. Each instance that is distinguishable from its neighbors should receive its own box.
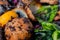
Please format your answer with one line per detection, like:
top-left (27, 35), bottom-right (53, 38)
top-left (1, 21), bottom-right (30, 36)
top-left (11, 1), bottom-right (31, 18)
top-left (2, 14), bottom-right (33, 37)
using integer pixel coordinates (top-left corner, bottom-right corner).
top-left (0, 0), bottom-right (8, 5)
top-left (40, 0), bottom-right (58, 5)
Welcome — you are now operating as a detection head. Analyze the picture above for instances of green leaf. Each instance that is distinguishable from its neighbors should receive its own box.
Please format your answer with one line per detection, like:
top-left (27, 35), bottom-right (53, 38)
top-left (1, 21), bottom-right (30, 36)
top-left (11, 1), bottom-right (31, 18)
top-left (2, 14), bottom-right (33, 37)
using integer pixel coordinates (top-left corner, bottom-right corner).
top-left (48, 5), bottom-right (58, 22)
top-left (36, 5), bottom-right (58, 22)
top-left (52, 31), bottom-right (58, 40)
top-left (36, 17), bottom-right (60, 31)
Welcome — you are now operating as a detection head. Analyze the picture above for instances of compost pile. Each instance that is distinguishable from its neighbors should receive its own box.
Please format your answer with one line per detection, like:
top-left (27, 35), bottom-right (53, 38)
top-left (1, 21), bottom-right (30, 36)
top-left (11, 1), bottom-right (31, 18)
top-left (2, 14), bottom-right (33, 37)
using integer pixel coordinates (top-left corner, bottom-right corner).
top-left (0, 0), bottom-right (59, 40)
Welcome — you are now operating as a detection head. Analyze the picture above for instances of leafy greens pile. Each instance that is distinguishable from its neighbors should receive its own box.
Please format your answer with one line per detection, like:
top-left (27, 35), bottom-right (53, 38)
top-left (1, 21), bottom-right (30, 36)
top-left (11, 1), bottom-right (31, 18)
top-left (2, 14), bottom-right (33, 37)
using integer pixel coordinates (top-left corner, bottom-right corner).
top-left (34, 5), bottom-right (60, 40)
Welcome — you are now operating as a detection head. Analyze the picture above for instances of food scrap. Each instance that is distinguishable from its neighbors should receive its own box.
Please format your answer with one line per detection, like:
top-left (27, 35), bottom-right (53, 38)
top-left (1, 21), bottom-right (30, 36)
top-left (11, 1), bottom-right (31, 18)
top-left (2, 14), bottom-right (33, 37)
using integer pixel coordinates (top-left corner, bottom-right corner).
top-left (0, 0), bottom-right (59, 40)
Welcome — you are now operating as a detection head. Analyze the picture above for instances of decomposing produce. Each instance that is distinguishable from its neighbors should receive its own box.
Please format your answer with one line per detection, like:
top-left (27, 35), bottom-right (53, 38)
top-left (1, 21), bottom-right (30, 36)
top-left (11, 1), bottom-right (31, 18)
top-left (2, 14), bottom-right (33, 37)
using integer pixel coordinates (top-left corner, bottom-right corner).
top-left (0, 0), bottom-right (59, 40)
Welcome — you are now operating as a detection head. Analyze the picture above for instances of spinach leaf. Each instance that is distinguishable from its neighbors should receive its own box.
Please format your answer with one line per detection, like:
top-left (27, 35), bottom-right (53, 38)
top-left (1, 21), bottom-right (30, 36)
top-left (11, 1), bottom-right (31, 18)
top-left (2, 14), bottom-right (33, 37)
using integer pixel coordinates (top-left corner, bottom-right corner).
top-left (36, 5), bottom-right (58, 22)
top-left (34, 5), bottom-right (59, 40)
top-left (48, 5), bottom-right (58, 22)
top-left (52, 31), bottom-right (58, 40)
